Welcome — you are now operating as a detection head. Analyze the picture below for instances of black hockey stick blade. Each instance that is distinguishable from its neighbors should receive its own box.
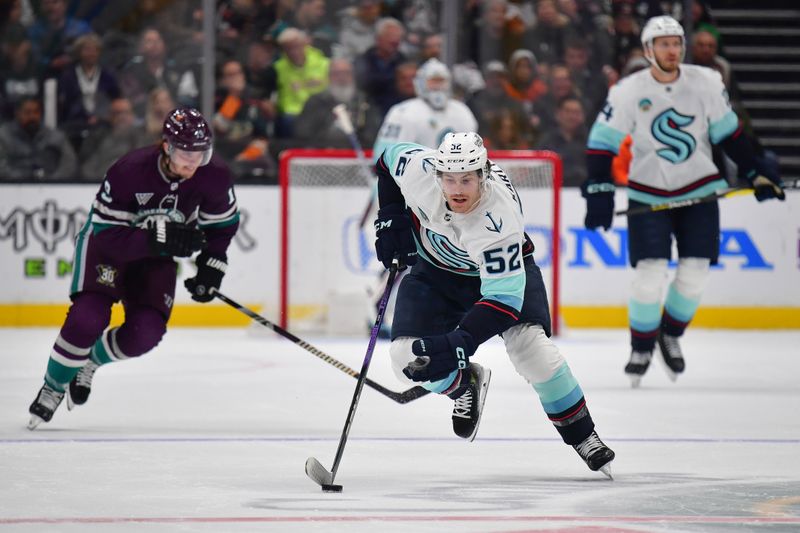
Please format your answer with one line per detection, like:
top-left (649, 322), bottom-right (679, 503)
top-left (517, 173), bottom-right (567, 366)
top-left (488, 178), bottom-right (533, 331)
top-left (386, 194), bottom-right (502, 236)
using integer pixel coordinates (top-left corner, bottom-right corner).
top-left (211, 289), bottom-right (430, 405)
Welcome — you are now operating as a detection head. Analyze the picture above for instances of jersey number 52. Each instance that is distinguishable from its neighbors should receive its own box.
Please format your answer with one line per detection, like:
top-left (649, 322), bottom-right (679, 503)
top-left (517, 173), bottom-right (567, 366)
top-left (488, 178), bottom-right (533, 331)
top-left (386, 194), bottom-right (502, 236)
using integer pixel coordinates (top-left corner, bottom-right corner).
top-left (483, 243), bottom-right (521, 274)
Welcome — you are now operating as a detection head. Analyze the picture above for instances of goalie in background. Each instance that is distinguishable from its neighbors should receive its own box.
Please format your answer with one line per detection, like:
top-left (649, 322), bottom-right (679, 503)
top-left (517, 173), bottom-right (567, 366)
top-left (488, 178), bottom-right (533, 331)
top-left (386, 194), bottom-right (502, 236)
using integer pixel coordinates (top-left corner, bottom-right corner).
top-left (374, 132), bottom-right (615, 478)
top-left (27, 108), bottom-right (240, 429)
top-left (582, 16), bottom-right (785, 388)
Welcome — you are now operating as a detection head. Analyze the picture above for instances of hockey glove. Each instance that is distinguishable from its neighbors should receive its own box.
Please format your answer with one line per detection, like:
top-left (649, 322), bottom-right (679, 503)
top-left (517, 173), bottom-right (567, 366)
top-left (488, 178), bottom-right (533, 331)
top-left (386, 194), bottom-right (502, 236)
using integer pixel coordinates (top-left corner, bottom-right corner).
top-left (148, 220), bottom-right (206, 258)
top-left (746, 157), bottom-right (785, 202)
top-left (184, 252), bottom-right (227, 302)
top-left (404, 329), bottom-right (476, 383)
top-left (581, 180), bottom-right (615, 231)
top-left (374, 203), bottom-right (418, 270)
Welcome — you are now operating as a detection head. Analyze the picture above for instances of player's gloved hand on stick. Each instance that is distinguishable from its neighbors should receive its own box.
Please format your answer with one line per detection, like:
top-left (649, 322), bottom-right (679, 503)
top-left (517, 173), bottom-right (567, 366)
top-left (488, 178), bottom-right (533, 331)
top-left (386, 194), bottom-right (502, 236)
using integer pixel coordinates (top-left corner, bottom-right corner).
top-left (581, 180), bottom-right (615, 231)
top-left (184, 252), bottom-right (227, 302)
top-left (746, 159), bottom-right (785, 202)
top-left (374, 203), bottom-right (418, 270)
top-left (148, 220), bottom-right (206, 258)
top-left (404, 329), bottom-right (476, 383)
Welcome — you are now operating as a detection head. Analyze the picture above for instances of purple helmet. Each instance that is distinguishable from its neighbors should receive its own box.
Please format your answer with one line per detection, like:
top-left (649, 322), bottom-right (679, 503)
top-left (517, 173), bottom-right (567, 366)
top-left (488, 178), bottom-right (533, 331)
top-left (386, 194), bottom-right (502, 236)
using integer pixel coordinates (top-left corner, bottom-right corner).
top-left (162, 107), bottom-right (213, 165)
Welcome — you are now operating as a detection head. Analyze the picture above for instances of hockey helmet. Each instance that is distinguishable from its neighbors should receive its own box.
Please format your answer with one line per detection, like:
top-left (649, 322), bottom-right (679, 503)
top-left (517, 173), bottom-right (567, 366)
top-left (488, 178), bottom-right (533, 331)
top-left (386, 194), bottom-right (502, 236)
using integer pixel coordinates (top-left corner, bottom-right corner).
top-left (641, 16), bottom-right (685, 64)
top-left (414, 58), bottom-right (451, 110)
top-left (162, 107), bottom-right (214, 166)
top-left (434, 132), bottom-right (488, 177)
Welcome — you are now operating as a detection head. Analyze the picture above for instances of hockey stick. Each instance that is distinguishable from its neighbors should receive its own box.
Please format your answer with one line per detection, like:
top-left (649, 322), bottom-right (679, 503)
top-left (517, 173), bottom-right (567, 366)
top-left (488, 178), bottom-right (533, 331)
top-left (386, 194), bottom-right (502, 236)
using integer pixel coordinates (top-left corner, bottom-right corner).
top-left (211, 289), bottom-right (429, 404)
top-left (332, 103), bottom-right (378, 229)
top-left (305, 260), bottom-right (400, 492)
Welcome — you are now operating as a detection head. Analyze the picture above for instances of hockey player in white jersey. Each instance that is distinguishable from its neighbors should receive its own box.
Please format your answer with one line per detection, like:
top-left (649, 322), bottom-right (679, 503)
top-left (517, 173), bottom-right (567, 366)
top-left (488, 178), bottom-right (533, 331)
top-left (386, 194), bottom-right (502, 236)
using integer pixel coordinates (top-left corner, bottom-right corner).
top-left (582, 16), bottom-right (785, 387)
top-left (374, 132), bottom-right (615, 477)
top-left (372, 58), bottom-right (478, 161)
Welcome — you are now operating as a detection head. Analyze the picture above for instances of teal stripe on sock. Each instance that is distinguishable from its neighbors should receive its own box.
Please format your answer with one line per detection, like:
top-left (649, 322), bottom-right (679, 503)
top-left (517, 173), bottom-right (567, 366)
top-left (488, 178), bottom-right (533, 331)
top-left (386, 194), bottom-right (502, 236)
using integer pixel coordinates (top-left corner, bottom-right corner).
top-left (44, 361), bottom-right (80, 392)
top-left (423, 369), bottom-right (458, 393)
top-left (664, 284), bottom-right (701, 323)
top-left (533, 363), bottom-right (583, 414)
top-left (629, 299), bottom-right (661, 332)
top-left (91, 336), bottom-right (113, 365)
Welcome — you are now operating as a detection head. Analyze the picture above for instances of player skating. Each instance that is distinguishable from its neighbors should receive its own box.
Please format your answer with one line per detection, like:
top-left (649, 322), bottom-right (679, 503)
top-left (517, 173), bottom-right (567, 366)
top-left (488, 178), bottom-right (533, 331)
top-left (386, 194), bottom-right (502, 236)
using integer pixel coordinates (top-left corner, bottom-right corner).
top-left (582, 16), bottom-right (785, 387)
top-left (28, 108), bottom-right (240, 429)
top-left (374, 132), bottom-right (615, 478)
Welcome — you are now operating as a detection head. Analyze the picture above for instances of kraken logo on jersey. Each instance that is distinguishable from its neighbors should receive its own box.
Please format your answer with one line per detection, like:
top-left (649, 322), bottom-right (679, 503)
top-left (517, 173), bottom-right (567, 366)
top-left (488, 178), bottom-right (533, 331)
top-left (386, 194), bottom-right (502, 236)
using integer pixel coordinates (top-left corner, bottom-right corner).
top-left (651, 108), bottom-right (696, 163)
top-left (425, 229), bottom-right (478, 272)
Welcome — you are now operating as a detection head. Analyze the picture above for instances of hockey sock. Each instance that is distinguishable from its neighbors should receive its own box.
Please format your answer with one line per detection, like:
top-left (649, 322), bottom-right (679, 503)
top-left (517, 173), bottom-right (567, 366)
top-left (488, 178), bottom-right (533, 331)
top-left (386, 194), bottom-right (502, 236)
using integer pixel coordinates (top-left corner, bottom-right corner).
top-left (629, 259), bottom-right (668, 352)
top-left (662, 258), bottom-right (710, 336)
top-left (533, 363), bottom-right (594, 446)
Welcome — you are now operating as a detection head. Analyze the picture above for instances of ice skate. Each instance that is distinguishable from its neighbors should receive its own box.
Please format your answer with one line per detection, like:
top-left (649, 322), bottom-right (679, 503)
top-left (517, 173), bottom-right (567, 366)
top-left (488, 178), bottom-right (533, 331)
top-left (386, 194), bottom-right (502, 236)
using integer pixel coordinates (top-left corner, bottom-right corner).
top-left (573, 431), bottom-right (615, 479)
top-left (67, 361), bottom-right (99, 410)
top-left (657, 331), bottom-right (685, 381)
top-left (624, 350), bottom-right (652, 388)
top-left (450, 363), bottom-right (491, 441)
top-left (28, 384), bottom-right (65, 430)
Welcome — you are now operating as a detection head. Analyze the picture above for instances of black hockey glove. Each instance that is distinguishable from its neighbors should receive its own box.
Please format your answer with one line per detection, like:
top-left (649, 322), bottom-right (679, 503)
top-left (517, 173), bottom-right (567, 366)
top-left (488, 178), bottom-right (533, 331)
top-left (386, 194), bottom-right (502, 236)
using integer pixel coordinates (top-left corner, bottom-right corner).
top-left (374, 203), bottom-right (418, 270)
top-left (184, 252), bottom-right (227, 302)
top-left (148, 220), bottom-right (206, 258)
top-left (404, 330), bottom-right (476, 383)
top-left (746, 157), bottom-right (785, 202)
top-left (581, 180), bottom-right (615, 231)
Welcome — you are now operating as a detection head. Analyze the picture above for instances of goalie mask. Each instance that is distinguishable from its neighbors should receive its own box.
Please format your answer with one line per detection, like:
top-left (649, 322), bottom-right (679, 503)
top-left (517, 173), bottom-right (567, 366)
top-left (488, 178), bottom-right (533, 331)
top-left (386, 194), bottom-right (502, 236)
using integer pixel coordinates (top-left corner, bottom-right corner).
top-left (414, 58), bottom-right (452, 110)
top-left (162, 107), bottom-right (214, 166)
top-left (641, 15), bottom-right (685, 70)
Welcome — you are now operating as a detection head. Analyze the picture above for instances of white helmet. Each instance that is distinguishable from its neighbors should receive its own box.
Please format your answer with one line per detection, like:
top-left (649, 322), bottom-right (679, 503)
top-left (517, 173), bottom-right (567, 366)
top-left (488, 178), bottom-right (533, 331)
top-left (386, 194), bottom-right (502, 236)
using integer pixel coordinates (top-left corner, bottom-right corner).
top-left (641, 15), bottom-right (685, 65)
top-left (434, 132), bottom-right (488, 176)
top-left (414, 58), bottom-right (451, 110)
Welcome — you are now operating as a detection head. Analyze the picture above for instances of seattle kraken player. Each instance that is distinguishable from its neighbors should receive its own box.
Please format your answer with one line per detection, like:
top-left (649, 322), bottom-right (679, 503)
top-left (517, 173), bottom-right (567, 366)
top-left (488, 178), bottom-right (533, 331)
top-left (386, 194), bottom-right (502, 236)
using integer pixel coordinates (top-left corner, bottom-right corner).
top-left (582, 16), bottom-right (785, 387)
top-left (374, 132), bottom-right (615, 477)
top-left (28, 108), bottom-right (240, 429)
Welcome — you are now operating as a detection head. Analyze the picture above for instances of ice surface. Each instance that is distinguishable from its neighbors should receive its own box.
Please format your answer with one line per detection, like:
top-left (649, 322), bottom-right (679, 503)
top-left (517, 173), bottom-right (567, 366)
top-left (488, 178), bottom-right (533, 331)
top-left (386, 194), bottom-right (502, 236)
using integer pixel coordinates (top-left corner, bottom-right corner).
top-left (1, 327), bottom-right (799, 532)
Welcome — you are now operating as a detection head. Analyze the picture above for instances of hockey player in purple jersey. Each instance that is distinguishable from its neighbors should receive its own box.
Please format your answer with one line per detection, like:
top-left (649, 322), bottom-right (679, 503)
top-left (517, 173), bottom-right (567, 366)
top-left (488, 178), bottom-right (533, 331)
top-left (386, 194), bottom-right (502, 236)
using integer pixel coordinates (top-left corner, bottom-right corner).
top-left (28, 108), bottom-right (240, 429)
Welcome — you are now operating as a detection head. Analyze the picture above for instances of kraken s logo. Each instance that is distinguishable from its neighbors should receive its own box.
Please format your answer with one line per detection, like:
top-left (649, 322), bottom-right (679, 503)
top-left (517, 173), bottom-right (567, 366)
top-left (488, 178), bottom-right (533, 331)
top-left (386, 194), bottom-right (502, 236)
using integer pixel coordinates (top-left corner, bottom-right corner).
top-left (651, 108), bottom-right (696, 163)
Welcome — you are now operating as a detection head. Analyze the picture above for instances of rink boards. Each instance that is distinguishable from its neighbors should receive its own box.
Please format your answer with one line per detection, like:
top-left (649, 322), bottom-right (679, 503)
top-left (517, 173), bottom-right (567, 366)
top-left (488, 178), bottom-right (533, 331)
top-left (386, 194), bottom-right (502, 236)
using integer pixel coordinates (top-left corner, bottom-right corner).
top-left (0, 183), bottom-right (798, 328)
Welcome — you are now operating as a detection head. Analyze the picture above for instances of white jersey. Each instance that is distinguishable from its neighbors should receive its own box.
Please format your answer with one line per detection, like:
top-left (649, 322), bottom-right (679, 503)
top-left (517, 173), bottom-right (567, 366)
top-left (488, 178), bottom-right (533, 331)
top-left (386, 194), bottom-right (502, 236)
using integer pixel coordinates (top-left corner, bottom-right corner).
top-left (372, 97), bottom-right (478, 163)
top-left (381, 142), bottom-right (527, 312)
top-left (587, 64), bottom-right (737, 204)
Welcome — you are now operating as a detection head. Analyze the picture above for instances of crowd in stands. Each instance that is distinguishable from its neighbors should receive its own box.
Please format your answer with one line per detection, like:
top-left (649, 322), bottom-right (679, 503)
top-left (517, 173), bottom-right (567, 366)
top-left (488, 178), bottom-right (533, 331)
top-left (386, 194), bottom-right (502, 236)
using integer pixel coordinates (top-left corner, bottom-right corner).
top-left (0, 0), bottom-right (732, 186)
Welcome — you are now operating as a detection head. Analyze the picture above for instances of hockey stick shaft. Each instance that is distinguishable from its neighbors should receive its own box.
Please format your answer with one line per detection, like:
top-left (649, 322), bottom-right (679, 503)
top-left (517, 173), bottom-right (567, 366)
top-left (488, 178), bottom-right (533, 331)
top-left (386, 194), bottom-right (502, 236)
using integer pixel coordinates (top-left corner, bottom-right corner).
top-left (332, 104), bottom-right (378, 229)
top-left (211, 290), bottom-right (429, 404)
top-left (310, 261), bottom-right (400, 487)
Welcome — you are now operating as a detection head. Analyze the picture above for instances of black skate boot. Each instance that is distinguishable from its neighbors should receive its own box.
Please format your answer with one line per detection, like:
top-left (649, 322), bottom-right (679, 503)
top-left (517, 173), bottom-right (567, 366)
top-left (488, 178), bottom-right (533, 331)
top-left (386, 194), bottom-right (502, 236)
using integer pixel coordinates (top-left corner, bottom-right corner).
top-left (28, 384), bottom-right (65, 430)
top-left (67, 361), bottom-right (99, 410)
top-left (625, 350), bottom-right (652, 388)
top-left (448, 363), bottom-right (491, 441)
top-left (573, 431), bottom-right (615, 479)
top-left (657, 331), bottom-right (685, 381)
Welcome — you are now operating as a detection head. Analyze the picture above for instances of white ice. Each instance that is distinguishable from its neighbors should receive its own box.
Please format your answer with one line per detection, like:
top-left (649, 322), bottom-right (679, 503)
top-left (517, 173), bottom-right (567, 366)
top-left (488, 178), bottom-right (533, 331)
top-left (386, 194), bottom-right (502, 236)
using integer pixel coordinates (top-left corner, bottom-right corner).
top-left (1, 326), bottom-right (799, 532)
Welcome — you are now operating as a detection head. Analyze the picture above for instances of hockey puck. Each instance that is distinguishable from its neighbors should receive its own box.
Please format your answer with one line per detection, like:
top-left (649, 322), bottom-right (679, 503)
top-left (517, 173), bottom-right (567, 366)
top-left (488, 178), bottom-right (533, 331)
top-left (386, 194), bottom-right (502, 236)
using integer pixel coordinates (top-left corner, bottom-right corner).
top-left (321, 484), bottom-right (343, 493)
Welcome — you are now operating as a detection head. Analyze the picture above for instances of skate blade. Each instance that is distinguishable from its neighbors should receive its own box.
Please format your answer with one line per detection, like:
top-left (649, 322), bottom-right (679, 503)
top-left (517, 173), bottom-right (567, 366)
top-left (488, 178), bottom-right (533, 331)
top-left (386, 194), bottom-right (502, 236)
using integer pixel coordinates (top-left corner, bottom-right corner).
top-left (656, 351), bottom-right (680, 382)
top-left (599, 463), bottom-right (614, 480)
top-left (27, 415), bottom-right (44, 430)
top-left (627, 374), bottom-right (642, 388)
top-left (467, 368), bottom-right (492, 442)
top-left (66, 391), bottom-right (75, 411)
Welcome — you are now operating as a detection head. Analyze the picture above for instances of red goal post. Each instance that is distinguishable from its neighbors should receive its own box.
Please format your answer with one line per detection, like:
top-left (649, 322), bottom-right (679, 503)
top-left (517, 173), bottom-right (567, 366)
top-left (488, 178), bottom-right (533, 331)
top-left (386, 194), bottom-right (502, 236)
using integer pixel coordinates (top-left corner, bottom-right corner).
top-left (279, 148), bottom-right (562, 335)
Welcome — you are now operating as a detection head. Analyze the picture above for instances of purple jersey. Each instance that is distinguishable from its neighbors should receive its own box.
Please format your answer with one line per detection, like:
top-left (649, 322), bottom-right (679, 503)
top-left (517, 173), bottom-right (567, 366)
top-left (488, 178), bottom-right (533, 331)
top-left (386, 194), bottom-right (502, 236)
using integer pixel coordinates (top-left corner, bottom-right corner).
top-left (87, 145), bottom-right (239, 262)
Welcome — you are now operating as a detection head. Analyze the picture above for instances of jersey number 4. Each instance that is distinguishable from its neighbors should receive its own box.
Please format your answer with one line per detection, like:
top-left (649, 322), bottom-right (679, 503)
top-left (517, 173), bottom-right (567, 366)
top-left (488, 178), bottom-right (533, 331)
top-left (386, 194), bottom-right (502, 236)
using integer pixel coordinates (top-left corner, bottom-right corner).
top-left (483, 243), bottom-right (521, 274)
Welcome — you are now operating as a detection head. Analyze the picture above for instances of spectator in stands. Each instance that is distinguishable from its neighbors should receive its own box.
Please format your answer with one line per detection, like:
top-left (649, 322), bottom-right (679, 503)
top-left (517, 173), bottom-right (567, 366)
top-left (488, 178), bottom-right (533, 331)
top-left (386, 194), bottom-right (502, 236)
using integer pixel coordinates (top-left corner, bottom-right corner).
top-left (335, 0), bottom-right (381, 61)
top-left (57, 33), bottom-right (121, 153)
top-left (503, 49), bottom-right (548, 140)
top-left (118, 27), bottom-right (199, 117)
top-left (564, 37), bottom-right (609, 119)
top-left (484, 108), bottom-right (531, 150)
top-left (212, 59), bottom-right (274, 180)
top-left (355, 17), bottom-right (407, 115)
top-left (0, 96), bottom-right (78, 180)
top-left (690, 29), bottom-right (732, 88)
top-left (612, 1), bottom-right (641, 73)
top-left (27, 0), bottom-right (91, 78)
top-left (535, 63), bottom-right (585, 134)
top-left (522, 0), bottom-right (577, 67)
top-left (384, 60), bottom-right (419, 112)
top-left (0, 26), bottom-right (40, 120)
top-left (142, 86), bottom-right (176, 144)
top-left (463, 0), bottom-right (523, 67)
top-left (418, 33), bottom-right (443, 63)
top-left (244, 38), bottom-right (278, 101)
top-left (536, 95), bottom-right (587, 187)
top-left (468, 60), bottom-right (528, 142)
top-left (79, 97), bottom-right (148, 180)
top-left (268, 27), bottom-right (330, 138)
top-left (270, 0), bottom-right (337, 56)
top-left (294, 58), bottom-right (381, 149)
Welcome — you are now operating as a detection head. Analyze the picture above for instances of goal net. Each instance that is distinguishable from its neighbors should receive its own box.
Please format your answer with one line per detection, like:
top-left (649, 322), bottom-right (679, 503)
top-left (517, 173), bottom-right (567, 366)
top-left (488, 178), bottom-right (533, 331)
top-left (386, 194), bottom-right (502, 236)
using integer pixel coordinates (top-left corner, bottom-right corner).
top-left (278, 148), bottom-right (562, 336)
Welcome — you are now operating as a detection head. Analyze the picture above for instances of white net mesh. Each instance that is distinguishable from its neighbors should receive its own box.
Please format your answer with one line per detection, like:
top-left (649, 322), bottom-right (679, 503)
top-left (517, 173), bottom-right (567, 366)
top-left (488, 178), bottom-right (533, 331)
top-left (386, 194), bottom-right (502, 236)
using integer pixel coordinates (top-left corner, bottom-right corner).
top-left (280, 149), bottom-right (561, 335)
